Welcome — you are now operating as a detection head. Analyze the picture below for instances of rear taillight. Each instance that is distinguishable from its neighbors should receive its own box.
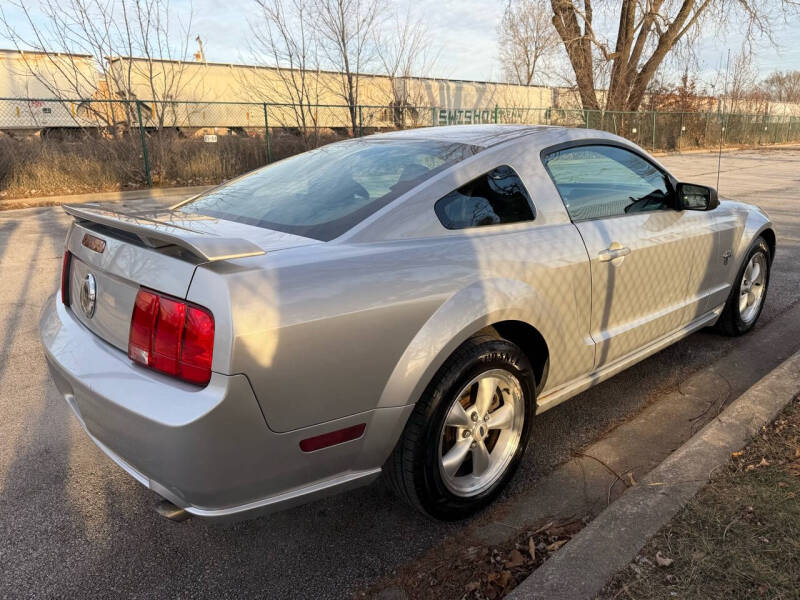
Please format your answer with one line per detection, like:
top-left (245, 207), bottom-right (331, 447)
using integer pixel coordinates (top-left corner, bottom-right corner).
top-left (128, 288), bottom-right (215, 385)
top-left (61, 251), bottom-right (72, 306)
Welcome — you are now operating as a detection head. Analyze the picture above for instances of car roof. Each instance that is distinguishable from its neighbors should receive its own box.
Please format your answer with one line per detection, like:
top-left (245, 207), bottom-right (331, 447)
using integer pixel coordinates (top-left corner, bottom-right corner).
top-left (365, 124), bottom-right (621, 149)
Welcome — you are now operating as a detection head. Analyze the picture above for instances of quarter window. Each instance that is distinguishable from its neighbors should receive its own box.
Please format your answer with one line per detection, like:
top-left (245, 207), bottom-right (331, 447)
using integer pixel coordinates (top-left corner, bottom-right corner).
top-left (543, 145), bottom-right (671, 222)
top-left (435, 165), bottom-right (534, 230)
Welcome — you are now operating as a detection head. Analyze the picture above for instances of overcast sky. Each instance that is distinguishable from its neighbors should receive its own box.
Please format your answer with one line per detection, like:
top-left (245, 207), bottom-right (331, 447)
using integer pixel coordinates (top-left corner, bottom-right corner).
top-left (4, 0), bottom-right (800, 88)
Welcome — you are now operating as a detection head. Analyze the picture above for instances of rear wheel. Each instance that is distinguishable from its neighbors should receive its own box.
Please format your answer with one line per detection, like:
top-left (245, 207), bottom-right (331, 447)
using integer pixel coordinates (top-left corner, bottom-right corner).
top-left (716, 237), bottom-right (770, 336)
top-left (385, 335), bottom-right (535, 520)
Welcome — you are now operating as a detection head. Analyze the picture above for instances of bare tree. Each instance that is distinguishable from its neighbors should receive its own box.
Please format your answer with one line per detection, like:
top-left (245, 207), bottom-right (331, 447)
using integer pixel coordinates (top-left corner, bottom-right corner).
top-left (644, 67), bottom-right (714, 112)
top-left (244, 0), bottom-right (322, 147)
top-left (374, 6), bottom-right (438, 128)
top-left (314, 0), bottom-right (382, 135)
top-left (547, 0), bottom-right (797, 111)
top-left (497, 0), bottom-right (560, 86)
top-left (728, 50), bottom-right (755, 105)
top-left (123, 0), bottom-right (195, 128)
top-left (762, 70), bottom-right (800, 103)
top-left (721, 48), bottom-right (770, 115)
top-left (0, 0), bottom-right (194, 130)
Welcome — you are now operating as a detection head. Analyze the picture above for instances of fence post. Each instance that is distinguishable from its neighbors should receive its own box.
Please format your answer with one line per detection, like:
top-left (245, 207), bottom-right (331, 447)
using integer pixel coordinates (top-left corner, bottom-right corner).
top-left (262, 103), bottom-right (272, 163)
top-left (584, 109), bottom-right (588, 127)
top-left (652, 111), bottom-right (656, 151)
top-left (678, 112), bottom-right (683, 152)
top-left (135, 100), bottom-right (152, 188)
top-left (493, 104), bottom-right (498, 124)
top-left (432, 107), bottom-right (437, 126)
top-left (358, 105), bottom-right (363, 136)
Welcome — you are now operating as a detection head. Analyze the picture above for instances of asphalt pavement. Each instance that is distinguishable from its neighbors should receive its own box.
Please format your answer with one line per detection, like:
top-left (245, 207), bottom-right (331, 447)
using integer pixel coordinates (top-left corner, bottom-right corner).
top-left (0, 148), bottom-right (798, 599)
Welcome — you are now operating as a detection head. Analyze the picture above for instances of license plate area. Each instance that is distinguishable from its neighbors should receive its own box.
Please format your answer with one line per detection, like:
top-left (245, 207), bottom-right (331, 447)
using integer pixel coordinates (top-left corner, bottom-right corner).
top-left (68, 257), bottom-right (139, 352)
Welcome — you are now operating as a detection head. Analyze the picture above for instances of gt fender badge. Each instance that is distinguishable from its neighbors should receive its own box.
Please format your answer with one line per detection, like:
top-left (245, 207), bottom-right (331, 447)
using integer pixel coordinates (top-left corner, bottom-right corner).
top-left (82, 233), bottom-right (106, 253)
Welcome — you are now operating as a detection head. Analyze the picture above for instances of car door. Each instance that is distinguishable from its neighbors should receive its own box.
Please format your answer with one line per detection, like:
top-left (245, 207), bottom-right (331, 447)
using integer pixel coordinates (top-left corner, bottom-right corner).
top-left (543, 143), bottom-right (717, 369)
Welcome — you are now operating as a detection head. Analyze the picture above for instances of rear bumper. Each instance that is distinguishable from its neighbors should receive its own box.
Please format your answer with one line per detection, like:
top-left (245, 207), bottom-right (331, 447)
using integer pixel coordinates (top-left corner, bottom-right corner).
top-left (40, 293), bottom-right (410, 518)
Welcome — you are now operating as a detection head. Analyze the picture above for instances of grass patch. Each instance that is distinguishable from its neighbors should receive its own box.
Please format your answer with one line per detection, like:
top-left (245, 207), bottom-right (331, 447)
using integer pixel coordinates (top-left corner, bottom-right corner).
top-left (602, 396), bottom-right (800, 600)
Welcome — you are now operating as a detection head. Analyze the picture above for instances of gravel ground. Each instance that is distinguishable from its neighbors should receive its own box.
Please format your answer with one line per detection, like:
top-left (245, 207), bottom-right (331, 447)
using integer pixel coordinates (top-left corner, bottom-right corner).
top-left (0, 148), bottom-right (799, 599)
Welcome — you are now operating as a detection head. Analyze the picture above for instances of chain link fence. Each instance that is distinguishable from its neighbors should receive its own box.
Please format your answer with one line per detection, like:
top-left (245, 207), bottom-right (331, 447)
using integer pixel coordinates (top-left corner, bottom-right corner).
top-left (1, 97), bottom-right (799, 199)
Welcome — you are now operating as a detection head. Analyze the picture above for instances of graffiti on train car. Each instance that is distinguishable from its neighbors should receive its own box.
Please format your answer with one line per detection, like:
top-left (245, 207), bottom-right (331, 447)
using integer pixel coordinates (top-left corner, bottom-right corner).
top-left (437, 109), bottom-right (493, 125)
top-left (436, 107), bottom-right (535, 125)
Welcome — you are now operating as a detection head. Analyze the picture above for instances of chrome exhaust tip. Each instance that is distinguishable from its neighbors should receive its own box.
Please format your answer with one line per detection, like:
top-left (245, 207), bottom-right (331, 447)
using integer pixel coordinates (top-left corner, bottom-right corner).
top-left (155, 499), bottom-right (190, 522)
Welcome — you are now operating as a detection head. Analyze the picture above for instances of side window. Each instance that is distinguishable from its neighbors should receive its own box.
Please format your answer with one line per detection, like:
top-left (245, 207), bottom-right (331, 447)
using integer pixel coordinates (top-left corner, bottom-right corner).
top-left (543, 145), bottom-right (671, 222)
top-left (435, 165), bottom-right (535, 230)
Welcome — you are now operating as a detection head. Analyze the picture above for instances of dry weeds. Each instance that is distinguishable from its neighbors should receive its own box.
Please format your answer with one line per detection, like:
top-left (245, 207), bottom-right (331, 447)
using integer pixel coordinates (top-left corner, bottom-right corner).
top-left (0, 129), bottom-right (349, 200)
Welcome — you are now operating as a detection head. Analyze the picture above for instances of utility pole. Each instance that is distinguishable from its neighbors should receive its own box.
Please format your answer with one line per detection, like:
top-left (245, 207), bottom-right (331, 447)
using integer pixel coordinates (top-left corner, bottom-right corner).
top-left (194, 36), bottom-right (206, 63)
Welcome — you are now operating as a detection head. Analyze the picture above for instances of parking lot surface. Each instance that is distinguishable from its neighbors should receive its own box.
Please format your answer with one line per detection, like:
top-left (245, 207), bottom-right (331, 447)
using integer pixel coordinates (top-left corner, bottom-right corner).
top-left (1, 147), bottom-right (799, 599)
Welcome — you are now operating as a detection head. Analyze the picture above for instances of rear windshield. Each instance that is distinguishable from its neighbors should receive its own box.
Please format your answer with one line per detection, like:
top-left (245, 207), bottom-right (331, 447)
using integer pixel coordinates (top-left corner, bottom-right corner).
top-left (178, 139), bottom-right (478, 241)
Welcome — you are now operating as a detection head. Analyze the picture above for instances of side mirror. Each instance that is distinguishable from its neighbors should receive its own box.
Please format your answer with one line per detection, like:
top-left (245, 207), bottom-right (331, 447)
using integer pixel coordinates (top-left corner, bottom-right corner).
top-left (676, 182), bottom-right (719, 211)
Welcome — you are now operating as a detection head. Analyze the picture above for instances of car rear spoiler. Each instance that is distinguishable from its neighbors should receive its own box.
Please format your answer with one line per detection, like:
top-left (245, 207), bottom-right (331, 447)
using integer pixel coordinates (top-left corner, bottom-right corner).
top-left (63, 204), bottom-right (266, 262)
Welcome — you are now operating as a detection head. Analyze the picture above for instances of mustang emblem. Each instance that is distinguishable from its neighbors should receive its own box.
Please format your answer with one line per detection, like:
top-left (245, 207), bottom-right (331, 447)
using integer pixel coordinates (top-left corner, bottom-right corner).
top-left (80, 273), bottom-right (97, 319)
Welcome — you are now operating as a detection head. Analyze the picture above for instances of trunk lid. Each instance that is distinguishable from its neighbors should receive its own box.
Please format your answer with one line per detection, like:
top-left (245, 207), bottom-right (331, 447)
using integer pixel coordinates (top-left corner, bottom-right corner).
top-left (63, 203), bottom-right (319, 352)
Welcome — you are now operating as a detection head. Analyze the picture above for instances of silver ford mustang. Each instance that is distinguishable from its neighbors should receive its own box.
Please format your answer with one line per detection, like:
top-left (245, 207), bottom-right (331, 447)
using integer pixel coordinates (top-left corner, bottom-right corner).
top-left (40, 125), bottom-right (774, 521)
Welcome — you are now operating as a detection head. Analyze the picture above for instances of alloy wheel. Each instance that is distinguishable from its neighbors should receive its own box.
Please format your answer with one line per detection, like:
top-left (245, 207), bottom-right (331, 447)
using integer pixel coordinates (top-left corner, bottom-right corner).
top-left (739, 252), bottom-right (767, 324)
top-left (437, 369), bottom-right (525, 497)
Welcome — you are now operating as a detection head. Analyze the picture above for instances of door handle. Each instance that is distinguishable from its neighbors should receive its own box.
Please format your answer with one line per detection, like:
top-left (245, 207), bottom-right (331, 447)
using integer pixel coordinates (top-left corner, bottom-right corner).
top-left (598, 246), bottom-right (631, 262)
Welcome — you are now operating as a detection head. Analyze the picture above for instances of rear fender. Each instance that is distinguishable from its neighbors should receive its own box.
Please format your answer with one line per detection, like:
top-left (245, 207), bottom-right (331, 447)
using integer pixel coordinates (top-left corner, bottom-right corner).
top-left (376, 277), bottom-right (576, 412)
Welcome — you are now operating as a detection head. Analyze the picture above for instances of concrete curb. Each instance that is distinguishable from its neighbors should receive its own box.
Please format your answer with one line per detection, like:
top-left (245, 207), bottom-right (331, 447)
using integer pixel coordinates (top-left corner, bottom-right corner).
top-left (507, 349), bottom-right (800, 600)
top-left (0, 185), bottom-right (212, 211)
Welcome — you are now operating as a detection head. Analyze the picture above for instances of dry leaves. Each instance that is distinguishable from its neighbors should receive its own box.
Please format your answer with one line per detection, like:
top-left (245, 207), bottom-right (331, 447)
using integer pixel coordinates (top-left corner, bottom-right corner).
top-left (746, 457), bottom-right (771, 471)
top-left (505, 549), bottom-right (525, 569)
top-left (655, 551), bottom-right (674, 567)
top-left (456, 518), bottom-right (585, 600)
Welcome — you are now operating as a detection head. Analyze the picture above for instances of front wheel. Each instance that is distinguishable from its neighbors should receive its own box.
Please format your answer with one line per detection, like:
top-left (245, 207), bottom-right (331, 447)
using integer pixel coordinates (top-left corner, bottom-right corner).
top-left (385, 335), bottom-right (535, 520)
top-left (716, 236), bottom-right (771, 336)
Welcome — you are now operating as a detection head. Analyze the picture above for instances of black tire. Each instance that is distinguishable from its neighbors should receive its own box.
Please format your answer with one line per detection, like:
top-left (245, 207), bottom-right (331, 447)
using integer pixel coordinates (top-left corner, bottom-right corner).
top-left (384, 335), bottom-right (535, 520)
top-left (716, 236), bottom-right (771, 336)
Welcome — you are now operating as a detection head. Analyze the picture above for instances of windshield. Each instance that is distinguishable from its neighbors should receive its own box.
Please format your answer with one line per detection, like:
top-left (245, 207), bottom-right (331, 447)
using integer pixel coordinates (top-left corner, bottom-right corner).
top-left (178, 139), bottom-right (478, 241)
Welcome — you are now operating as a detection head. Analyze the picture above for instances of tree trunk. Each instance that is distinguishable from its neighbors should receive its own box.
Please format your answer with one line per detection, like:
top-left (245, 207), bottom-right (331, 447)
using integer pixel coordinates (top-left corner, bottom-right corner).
top-left (550, 0), bottom-right (600, 110)
top-left (605, 0), bottom-right (636, 111)
top-left (550, 0), bottom-right (711, 113)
